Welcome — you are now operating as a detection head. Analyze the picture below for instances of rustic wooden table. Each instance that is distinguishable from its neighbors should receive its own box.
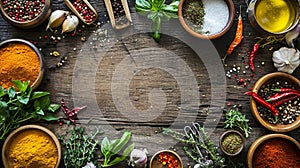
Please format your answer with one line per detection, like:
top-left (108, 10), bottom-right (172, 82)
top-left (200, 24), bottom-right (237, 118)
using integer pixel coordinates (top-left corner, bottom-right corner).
top-left (0, 0), bottom-right (299, 167)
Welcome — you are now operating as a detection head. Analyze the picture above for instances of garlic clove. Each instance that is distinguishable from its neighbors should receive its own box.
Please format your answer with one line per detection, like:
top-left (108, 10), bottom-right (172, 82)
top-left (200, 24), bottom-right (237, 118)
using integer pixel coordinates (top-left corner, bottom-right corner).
top-left (46, 10), bottom-right (69, 31)
top-left (62, 15), bottom-right (79, 33)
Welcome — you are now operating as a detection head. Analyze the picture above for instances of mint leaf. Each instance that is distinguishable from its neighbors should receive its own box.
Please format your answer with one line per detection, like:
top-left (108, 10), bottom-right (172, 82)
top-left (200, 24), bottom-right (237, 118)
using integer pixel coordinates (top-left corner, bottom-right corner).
top-left (31, 92), bottom-right (50, 100)
top-left (13, 80), bottom-right (29, 92)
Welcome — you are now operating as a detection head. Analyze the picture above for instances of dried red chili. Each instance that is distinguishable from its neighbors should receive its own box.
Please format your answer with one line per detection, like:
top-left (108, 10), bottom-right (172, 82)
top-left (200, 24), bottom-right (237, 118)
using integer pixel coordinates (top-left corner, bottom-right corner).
top-left (245, 91), bottom-right (279, 120)
top-left (227, 6), bottom-right (243, 55)
top-left (61, 99), bottom-right (86, 124)
top-left (266, 92), bottom-right (300, 102)
top-left (158, 152), bottom-right (179, 168)
top-left (249, 43), bottom-right (260, 72)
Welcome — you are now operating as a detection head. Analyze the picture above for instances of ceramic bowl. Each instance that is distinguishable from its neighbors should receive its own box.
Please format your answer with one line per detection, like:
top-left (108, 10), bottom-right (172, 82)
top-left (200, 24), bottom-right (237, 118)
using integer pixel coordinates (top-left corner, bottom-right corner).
top-left (219, 130), bottom-right (245, 156)
top-left (2, 125), bottom-right (61, 168)
top-left (0, 0), bottom-right (52, 29)
top-left (250, 72), bottom-right (300, 132)
top-left (150, 150), bottom-right (183, 168)
top-left (247, 134), bottom-right (300, 168)
top-left (0, 39), bottom-right (45, 90)
top-left (178, 0), bottom-right (235, 39)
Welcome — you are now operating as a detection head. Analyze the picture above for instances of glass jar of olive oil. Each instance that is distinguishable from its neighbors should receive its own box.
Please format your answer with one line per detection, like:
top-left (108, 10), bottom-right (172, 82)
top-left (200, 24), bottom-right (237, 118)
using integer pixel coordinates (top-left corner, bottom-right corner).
top-left (248, 0), bottom-right (300, 34)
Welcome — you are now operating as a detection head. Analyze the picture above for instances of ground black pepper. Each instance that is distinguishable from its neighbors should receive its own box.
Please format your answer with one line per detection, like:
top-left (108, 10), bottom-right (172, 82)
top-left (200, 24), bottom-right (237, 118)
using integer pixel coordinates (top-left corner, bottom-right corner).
top-left (182, 0), bottom-right (208, 34)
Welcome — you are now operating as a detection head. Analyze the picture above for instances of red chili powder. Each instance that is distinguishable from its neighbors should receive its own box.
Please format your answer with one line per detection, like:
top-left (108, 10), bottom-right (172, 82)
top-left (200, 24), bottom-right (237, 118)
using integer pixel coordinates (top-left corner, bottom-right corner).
top-left (253, 138), bottom-right (300, 168)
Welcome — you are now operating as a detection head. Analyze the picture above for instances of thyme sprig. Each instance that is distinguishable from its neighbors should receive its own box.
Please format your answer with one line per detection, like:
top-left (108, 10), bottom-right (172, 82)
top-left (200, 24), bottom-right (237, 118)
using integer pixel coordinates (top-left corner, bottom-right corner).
top-left (163, 126), bottom-right (225, 168)
top-left (58, 124), bottom-right (103, 168)
top-left (224, 109), bottom-right (252, 138)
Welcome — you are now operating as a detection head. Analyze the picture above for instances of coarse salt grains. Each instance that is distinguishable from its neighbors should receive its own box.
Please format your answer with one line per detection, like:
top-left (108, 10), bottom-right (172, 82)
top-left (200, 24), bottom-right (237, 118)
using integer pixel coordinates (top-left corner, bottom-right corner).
top-left (202, 0), bottom-right (229, 35)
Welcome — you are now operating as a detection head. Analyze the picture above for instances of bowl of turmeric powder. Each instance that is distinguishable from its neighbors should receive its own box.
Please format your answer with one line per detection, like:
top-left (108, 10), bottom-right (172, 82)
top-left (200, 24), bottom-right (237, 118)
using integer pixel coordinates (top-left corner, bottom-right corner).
top-left (0, 39), bottom-right (44, 90)
top-left (2, 124), bottom-right (61, 168)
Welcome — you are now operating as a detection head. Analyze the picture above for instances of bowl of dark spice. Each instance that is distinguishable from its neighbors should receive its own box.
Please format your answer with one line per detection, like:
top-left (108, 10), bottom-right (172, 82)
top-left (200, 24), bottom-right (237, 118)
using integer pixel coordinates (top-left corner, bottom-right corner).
top-left (246, 72), bottom-right (300, 132)
top-left (178, 0), bottom-right (235, 39)
top-left (0, 0), bottom-right (52, 28)
top-left (0, 39), bottom-right (44, 90)
top-left (2, 124), bottom-right (62, 168)
top-left (219, 130), bottom-right (244, 156)
top-left (150, 150), bottom-right (183, 168)
top-left (247, 134), bottom-right (300, 168)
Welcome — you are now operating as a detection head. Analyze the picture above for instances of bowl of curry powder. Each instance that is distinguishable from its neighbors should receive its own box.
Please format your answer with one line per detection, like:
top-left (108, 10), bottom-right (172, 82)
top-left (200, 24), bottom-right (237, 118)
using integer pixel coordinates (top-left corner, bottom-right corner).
top-left (0, 39), bottom-right (44, 90)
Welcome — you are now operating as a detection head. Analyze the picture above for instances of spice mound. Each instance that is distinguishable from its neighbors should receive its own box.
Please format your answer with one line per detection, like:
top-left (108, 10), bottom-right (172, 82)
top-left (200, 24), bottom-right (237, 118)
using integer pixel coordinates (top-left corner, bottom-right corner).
top-left (221, 131), bottom-right (243, 155)
top-left (0, 42), bottom-right (40, 89)
top-left (8, 129), bottom-right (58, 168)
top-left (253, 138), bottom-right (300, 168)
top-left (2, 0), bottom-right (46, 22)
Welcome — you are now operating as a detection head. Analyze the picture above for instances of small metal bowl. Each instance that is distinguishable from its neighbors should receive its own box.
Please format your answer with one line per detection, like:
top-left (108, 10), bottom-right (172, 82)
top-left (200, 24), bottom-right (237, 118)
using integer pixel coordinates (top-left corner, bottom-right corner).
top-left (219, 130), bottom-right (245, 156)
top-left (247, 134), bottom-right (300, 168)
top-left (178, 0), bottom-right (235, 39)
top-left (250, 72), bottom-right (300, 132)
top-left (150, 150), bottom-right (183, 168)
top-left (2, 125), bottom-right (62, 168)
top-left (0, 39), bottom-right (45, 90)
top-left (0, 0), bottom-right (52, 29)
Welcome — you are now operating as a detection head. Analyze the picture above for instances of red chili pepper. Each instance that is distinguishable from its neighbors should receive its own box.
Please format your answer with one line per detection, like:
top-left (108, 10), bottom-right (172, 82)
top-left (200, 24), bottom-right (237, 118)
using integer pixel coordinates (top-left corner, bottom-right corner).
top-left (245, 91), bottom-right (279, 118)
top-left (266, 92), bottom-right (300, 102)
top-left (271, 96), bottom-right (298, 107)
top-left (272, 88), bottom-right (300, 94)
top-left (249, 43), bottom-right (260, 72)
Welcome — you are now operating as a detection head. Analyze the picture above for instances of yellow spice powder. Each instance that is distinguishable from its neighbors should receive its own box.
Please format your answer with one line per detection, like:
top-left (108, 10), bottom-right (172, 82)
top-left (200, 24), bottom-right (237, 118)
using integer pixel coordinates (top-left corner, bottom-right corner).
top-left (0, 43), bottom-right (40, 89)
top-left (8, 129), bottom-right (58, 168)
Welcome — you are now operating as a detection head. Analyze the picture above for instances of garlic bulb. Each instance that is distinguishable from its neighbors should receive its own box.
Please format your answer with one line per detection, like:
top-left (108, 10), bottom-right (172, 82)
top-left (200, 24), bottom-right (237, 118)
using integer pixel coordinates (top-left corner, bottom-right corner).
top-left (82, 162), bottom-right (96, 168)
top-left (46, 10), bottom-right (68, 31)
top-left (129, 148), bottom-right (148, 168)
top-left (272, 47), bottom-right (300, 74)
top-left (62, 15), bottom-right (79, 33)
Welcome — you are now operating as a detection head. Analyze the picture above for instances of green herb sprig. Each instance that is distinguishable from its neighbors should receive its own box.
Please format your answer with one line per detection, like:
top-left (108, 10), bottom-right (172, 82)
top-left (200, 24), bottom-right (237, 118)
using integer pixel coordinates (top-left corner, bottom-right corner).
top-left (0, 80), bottom-right (60, 141)
top-left (101, 131), bottom-right (134, 167)
top-left (224, 109), bottom-right (252, 138)
top-left (135, 0), bottom-right (179, 41)
top-left (59, 124), bottom-right (102, 168)
top-left (163, 126), bottom-right (225, 168)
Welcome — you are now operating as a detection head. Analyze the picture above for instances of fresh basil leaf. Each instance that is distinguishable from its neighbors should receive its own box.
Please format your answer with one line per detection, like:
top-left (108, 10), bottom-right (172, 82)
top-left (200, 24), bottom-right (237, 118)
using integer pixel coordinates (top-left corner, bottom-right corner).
top-left (13, 80), bottom-right (29, 92)
top-left (135, 0), bottom-right (151, 9)
top-left (17, 87), bottom-right (32, 104)
top-left (0, 86), bottom-right (7, 97)
top-left (101, 137), bottom-right (110, 155)
top-left (162, 1), bottom-right (179, 13)
top-left (47, 104), bottom-right (61, 112)
top-left (38, 96), bottom-right (50, 110)
top-left (30, 91), bottom-right (50, 100)
top-left (111, 132), bottom-right (131, 154)
top-left (107, 143), bottom-right (135, 166)
top-left (42, 113), bottom-right (58, 121)
top-left (8, 87), bottom-right (16, 99)
top-left (36, 108), bottom-right (44, 115)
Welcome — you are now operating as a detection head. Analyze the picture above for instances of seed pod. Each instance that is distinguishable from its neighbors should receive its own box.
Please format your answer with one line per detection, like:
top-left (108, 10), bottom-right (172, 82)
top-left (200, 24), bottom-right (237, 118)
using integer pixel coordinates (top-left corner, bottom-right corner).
top-left (62, 15), bottom-right (79, 33)
top-left (46, 10), bottom-right (69, 30)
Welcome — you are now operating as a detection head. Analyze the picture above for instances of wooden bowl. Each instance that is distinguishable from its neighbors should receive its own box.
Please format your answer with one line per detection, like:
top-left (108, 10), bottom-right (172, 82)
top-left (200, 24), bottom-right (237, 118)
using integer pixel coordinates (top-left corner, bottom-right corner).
top-left (219, 130), bottom-right (245, 156)
top-left (250, 72), bottom-right (300, 132)
top-left (0, 0), bottom-right (52, 29)
top-left (0, 39), bottom-right (44, 90)
top-left (2, 125), bottom-right (61, 168)
top-left (247, 134), bottom-right (300, 168)
top-left (178, 0), bottom-right (235, 39)
top-left (150, 150), bottom-right (183, 168)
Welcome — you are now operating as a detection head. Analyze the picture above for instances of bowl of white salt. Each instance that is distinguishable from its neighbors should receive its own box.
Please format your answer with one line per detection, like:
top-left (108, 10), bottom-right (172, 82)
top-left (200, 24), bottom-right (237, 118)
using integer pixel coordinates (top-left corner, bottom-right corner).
top-left (178, 0), bottom-right (235, 39)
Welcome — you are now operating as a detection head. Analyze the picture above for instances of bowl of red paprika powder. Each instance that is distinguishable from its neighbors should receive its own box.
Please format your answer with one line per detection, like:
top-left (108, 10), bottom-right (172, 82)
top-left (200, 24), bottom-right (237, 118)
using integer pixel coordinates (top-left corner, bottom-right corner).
top-left (247, 134), bottom-right (300, 168)
top-left (0, 39), bottom-right (44, 90)
top-left (0, 0), bottom-right (52, 29)
top-left (248, 72), bottom-right (300, 132)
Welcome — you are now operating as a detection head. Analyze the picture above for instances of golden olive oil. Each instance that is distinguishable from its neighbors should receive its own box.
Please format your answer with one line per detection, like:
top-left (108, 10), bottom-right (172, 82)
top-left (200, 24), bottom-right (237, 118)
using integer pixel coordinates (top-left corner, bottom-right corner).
top-left (255, 0), bottom-right (296, 33)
